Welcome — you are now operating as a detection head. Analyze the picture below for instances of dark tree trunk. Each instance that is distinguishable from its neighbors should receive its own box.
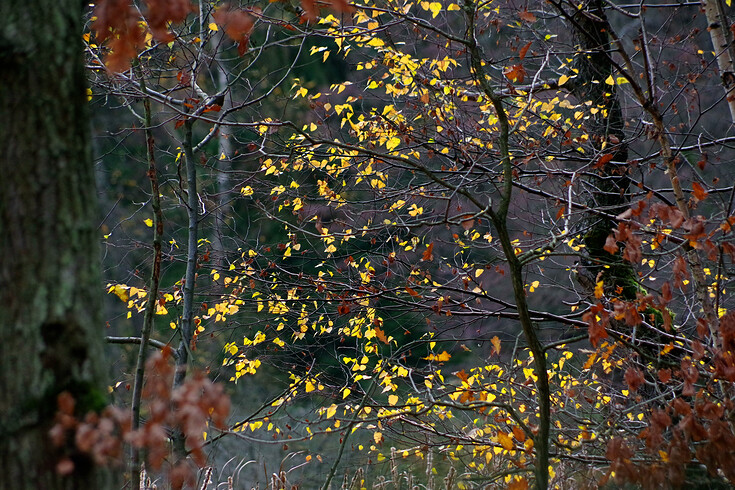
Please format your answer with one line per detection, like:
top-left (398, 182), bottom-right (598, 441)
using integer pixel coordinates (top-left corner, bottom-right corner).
top-left (566, 0), bottom-right (634, 299)
top-left (0, 2), bottom-right (116, 488)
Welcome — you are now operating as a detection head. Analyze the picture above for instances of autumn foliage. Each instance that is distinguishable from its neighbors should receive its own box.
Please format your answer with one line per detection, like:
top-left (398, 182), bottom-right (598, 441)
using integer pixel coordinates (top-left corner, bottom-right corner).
top-left (78, 0), bottom-right (735, 488)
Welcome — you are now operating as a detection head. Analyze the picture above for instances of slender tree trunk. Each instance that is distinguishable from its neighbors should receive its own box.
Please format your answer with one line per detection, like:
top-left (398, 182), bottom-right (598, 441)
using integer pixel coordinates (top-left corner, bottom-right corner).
top-left (701, 0), bottom-right (735, 124)
top-left (0, 1), bottom-right (116, 488)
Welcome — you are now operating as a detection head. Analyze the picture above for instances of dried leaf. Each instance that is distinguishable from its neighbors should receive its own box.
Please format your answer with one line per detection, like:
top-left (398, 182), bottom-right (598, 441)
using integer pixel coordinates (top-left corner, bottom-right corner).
top-left (518, 10), bottom-right (536, 23)
top-left (213, 4), bottom-right (255, 56)
top-left (374, 326), bottom-right (389, 345)
top-left (518, 41), bottom-right (532, 61)
top-left (603, 234), bottom-right (619, 254)
top-left (422, 242), bottom-right (434, 261)
top-left (491, 335), bottom-right (501, 355)
top-left (692, 182), bottom-right (709, 201)
top-left (503, 64), bottom-right (526, 83)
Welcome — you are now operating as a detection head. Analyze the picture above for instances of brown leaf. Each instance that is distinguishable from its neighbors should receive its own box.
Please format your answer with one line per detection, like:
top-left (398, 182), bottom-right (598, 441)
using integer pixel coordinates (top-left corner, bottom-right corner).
top-left (374, 326), bottom-right (389, 345)
top-left (325, 0), bottom-right (355, 14)
top-left (584, 306), bottom-right (609, 347)
top-left (405, 287), bottom-right (420, 297)
top-left (624, 367), bottom-right (644, 393)
top-left (422, 242), bottom-right (434, 261)
top-left (213, 4), bottom-right (255, 56)
top-left (518, 41), bottom-right (532, 61)
top-left (92, 0), bottom-right (146, 72)
top-left (603, 234), bottom-right (619, 254)
top-left (460, 215), bottom-right (475, 231)
top-left (144, 0), bottom-right (195, 42)
top-left (300, 0), bottom-right (319, 21)
top-left (518, 10), bottom-right (536, 23)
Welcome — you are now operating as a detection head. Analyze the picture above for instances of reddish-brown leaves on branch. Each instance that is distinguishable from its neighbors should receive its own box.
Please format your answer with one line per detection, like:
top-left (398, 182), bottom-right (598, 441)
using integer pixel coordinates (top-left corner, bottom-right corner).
top-left (584, 303), bottom-right (609, 347)
top-left (624, 367), bottom-right (644, 393)
top-left (518, 9), bottom-right (536, 23)
top-left (607, 222), bottom-right (642, 263)
top-left (213, 4), bottom-right (255, 56)
top-left (298, 0), bottom-right (355, 23)
top-left (50, 349), bottom-right (230, 483)
top-left (145, 0), bottom-right (195, 42)
top-left (93, 0), bottom-right (195, 71)
top-left (92, 0), bottom-right (146, 72)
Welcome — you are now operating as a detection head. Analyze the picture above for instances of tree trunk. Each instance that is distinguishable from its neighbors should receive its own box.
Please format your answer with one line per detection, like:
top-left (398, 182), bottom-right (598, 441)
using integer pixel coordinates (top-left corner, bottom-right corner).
top-left (566, 0), bottom-right (634, 299)
top-left (0, 2), bottom-right (115, 488)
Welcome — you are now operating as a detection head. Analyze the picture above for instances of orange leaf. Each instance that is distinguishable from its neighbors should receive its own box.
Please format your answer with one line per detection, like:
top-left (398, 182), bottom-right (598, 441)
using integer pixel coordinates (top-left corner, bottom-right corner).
top-left (519, 41), bottom-right (532, 61)
top-left (374, 326), bottom-right (389, 345)
top-left (491, 335), bottom-right (501, 355)
top-left (405, 287), bottom-right (420, 297)
top-left (692, 182), bottom-right (708, 201)
top-left (508, 477), bottom-right (529, 490)
top-left (424, 351), bottom-right (451, 362)
top-left (203, 104), bottom-right (222, 113)
top-left (422, 242), bottom-right (434, 261)
top-left (497, 431), bottom-right (514, 450)
top-left (503, 64), bottom-right (526, 84)
top-left (594, 153), bottom-right (614, 169)
top-left (511, 425), bottom-right (526, 442)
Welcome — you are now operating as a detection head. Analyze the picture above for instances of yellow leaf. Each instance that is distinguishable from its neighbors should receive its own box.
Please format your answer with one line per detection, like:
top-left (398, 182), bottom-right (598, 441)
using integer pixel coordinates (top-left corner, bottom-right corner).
top-left (429, 1), bottom-right (442, 17)
top-left (326, 404), bottom-right (337, 419)
top-left (208, 22), bottom-right (218, 31)
top-left (306, 380), bottom-right (315, 392)
top-left (604, 75), bottom-right (615, 85)
top-left (110, 284), bottom-right (129, 302)
top-left (594, 280), bottom-right (604, 299)
top-left (342, 387), bottom-right (351, 399)
top-left (373, 431), bottom-right (383, 444)
top-left (388, 394), bottom-right (398, 406)
top-left (558, 74), bottom-right (569, 86)
top-left (386, 136), bottom-right (401, 151)
top-left (497, 431), bottom-right (514, 450)
top-left (144, 218), bottom-right (153, 227)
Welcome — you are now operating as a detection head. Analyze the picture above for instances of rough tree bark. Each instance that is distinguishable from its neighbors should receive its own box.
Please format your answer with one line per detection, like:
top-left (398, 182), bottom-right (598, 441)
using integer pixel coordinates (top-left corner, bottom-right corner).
top-left (0, 1), bottom-right (116, 488)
